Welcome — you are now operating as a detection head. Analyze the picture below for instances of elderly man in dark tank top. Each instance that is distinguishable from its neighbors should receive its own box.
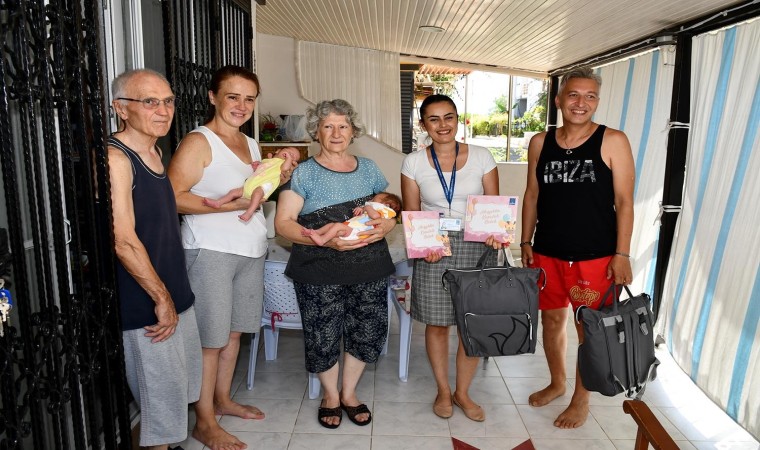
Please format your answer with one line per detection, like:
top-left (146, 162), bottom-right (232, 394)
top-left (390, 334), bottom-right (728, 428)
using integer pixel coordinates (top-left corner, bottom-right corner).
top-left (108, 68), bottom-right (202, 450)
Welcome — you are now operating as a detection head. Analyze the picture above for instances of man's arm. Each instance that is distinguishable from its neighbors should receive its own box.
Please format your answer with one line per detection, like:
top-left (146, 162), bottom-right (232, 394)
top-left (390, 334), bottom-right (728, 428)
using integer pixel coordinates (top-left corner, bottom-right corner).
top-left (109, 147), bottom-right (178, 342)
top-left (520, 133), bottom-right (545, 266)
top-left (603, 129), bottom-right (635, 284)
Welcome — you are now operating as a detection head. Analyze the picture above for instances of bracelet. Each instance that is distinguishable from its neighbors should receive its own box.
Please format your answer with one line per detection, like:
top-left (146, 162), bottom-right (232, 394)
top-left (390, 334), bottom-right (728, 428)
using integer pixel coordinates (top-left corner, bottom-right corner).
top-left (519, 241), bottom-right (532, 247)
top-left (615, 252), bottom-right (631, 258)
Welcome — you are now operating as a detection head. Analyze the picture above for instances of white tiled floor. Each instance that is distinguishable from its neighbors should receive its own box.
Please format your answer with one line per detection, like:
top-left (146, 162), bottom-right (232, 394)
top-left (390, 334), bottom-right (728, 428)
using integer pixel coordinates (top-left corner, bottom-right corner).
top-left (176, 313), bottom-right (760, 450)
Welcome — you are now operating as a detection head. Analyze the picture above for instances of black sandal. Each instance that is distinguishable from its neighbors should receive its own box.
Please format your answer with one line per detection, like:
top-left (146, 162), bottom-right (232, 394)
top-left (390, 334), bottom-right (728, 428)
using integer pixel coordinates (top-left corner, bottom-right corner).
top-left (341, 402), bottom-right (372, 426)
top-left (317, 404), bottom-right (342, 429)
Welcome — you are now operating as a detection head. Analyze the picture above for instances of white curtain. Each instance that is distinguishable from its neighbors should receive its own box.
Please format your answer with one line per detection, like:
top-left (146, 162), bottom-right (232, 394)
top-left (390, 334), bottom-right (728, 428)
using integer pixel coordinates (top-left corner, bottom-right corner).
top-left (591, 47), bottom-right (676, 297)
top-left (297, 41), bottom-right (402, 150)
top-left (657, 18), bottom-right (760, 439)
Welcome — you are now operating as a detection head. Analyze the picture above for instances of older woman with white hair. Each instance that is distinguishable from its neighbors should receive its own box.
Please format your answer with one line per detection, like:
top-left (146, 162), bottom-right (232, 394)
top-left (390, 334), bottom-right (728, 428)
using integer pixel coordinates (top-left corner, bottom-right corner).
top-left (275, 99), bottom-right (397, 429)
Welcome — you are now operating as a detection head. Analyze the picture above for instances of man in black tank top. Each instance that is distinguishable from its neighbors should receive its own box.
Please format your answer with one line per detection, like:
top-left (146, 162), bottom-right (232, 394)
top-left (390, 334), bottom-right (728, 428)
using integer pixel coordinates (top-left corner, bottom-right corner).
top-left (520, 67), bottom-right (635, 429)
top-left (108, 69), bottom-right (202, 449)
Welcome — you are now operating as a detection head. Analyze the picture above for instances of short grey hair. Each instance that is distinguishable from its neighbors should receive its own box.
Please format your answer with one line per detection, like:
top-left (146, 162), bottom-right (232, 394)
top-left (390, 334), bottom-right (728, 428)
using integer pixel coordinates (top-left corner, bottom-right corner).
top-left (305, 99), bottom-right (365, 141)
top-left (557, 67), bottom-right (602, 95)
top-left (111, 68), bottom-right (170, 100)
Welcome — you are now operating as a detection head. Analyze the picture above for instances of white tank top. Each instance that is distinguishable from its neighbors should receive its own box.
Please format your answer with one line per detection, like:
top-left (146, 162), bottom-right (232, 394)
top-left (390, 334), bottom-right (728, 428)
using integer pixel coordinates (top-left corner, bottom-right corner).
top-left (180, 126), bottom-right (268, 258)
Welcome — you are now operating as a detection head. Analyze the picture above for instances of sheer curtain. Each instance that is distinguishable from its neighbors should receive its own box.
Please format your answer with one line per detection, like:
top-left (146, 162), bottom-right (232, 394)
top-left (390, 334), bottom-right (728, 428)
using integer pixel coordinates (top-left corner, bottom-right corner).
top-left (592, 47), bottom-right (676, 297)
top-left (297, 41), bottom-right (401, 150)
top-left (657, 18), bottom-right (760, 438)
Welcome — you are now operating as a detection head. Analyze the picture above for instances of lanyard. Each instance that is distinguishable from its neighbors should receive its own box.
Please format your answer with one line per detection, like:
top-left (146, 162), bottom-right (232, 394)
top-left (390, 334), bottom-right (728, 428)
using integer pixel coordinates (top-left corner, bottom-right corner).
top-left (430, 142), bottom-right (458, 214)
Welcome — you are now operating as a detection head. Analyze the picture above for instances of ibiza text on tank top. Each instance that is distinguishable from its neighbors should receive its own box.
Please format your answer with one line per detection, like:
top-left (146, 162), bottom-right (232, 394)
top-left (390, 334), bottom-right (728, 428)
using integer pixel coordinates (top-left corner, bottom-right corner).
top-left (533, 125), bottom-right (617, 261)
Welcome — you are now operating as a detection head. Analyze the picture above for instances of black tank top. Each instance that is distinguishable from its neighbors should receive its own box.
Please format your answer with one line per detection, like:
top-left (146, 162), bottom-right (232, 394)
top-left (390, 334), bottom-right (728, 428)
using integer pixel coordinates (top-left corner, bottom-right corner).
top-left (109, 136), bottom-right (194, 330)
top-left (532, 125), bottom-right (617, 261)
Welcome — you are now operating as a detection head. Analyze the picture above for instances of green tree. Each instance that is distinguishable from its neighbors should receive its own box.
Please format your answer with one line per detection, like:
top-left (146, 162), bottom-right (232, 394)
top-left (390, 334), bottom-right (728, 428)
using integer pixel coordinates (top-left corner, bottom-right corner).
top-left (511, 90), bottom-right (548, 137)
top-left (534, 90), bottom-right (548, 125)
top-left (513, 105), bottom-right (546, 137)
top-left (492, 94), bottom-right (509, 113)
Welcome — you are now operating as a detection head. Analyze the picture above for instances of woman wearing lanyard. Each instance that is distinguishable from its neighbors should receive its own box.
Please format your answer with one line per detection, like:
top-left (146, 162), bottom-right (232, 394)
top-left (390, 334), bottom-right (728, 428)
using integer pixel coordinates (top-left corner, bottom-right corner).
top-left (401, 94), bottom-right (505, 422)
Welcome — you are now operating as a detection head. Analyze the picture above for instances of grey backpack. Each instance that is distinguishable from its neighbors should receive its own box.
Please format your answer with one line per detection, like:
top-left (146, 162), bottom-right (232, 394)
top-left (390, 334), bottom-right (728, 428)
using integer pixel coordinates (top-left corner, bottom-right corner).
top-left (576, 285), bottom-right (660, 399)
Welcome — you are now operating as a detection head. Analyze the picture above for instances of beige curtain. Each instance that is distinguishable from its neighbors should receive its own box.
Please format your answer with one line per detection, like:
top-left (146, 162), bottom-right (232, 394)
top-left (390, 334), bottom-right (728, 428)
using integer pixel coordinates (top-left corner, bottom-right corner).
top-left (297, 41), bottom-right (401, 150)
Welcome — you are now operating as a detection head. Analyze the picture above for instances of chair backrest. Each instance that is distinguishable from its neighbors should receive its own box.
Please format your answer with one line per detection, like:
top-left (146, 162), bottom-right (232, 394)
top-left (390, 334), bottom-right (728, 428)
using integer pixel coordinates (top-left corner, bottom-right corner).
top-left (263, 260), bottom-right (302, 326)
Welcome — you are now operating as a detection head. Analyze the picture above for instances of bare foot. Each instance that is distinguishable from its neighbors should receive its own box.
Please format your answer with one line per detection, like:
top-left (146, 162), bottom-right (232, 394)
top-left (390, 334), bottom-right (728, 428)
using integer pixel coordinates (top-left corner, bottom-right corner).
top-left (528, 383), bottom-right (566, 407)
top-left (300, 228), bottom-right (326, 246)
top-left (215, 401), bottom-right (265, 420)
top-left (553, 400), bottom-right (589, 428)
top-left (203, 197), bottom-right (223, 209)
top-left (308, 233), bottom-right (327, 246)
top-left (192, 423), bottom-right (247, 450)
top-left (237, 213), bottom-right (253, 222)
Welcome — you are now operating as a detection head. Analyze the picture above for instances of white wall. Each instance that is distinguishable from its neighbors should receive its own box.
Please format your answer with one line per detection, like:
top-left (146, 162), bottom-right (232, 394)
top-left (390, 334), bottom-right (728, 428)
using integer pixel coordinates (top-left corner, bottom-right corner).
top-left (256, 33), bottom-right (528, 248)
top-left (499, 163), bottom-right (528, 251)
top-left (256, 34), bottom-right (406, 195)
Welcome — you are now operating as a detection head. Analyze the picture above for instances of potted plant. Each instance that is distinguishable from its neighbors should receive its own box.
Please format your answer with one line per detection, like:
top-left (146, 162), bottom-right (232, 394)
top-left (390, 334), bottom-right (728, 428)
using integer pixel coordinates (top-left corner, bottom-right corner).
top-left (259, 113), bottom-right (278, 142)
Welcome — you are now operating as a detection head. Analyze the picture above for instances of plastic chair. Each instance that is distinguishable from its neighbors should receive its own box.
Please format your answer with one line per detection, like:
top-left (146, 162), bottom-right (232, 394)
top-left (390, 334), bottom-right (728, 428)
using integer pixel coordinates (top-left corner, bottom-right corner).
top-left (385, 259), bottom-right (414, 382)
top-left (247, 260), bottom-right (321, 399)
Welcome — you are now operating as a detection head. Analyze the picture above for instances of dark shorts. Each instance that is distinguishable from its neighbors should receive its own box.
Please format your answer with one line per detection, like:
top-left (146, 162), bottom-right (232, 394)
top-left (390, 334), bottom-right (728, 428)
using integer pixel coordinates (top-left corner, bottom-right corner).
top-left (530, 252), bottom-right (615, 311)
top-left (293, 278), bottom-right (389, 373)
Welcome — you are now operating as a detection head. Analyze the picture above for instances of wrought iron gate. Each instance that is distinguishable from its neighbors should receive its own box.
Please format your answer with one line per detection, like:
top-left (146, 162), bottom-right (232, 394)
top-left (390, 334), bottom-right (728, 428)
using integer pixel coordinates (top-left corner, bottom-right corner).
top-left (0, 0), bottom-right (254, 448)
top-left (0, 0), bottom-right (131, 449)
top-left (163, 0), bottom-right (253, 151)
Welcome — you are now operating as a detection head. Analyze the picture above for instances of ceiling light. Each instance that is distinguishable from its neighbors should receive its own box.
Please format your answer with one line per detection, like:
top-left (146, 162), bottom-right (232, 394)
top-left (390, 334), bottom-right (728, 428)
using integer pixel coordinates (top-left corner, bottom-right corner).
top-left (419, 25), bottom-right (445, 33)
top-left (655, 33), bottom-right (677, 45)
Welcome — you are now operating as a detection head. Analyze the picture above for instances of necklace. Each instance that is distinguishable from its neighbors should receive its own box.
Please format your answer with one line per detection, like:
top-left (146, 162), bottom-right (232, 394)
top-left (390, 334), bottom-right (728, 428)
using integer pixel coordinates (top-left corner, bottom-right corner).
top-left (560, 126), bottom-right (594, 155)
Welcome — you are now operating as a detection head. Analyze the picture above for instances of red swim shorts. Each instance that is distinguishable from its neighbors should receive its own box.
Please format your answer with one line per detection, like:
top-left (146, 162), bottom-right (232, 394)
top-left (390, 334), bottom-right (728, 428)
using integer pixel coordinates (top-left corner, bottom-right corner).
top-left (530, 252), bottom-right (616, 311)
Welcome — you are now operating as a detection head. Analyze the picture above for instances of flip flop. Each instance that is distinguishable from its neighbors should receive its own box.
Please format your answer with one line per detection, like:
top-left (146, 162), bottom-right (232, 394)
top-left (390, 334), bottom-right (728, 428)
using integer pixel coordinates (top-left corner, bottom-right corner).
top-left (340, 402), bottom-right (372, 426)
top-left (317, 404), bottom-right (342, 429)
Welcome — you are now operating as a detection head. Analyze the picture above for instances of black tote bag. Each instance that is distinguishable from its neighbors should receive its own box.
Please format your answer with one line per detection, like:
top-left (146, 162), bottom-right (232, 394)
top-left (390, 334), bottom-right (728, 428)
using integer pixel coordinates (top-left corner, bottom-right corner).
top-left (442, 248), bottom-right (545, 357)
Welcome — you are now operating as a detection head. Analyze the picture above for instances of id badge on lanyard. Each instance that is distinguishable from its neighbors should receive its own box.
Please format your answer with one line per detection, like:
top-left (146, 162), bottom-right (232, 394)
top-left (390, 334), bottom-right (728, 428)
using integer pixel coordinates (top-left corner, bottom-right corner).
top-left (431, 143), bottom-right (462, 232)
top-left (439, 215), bottom-right (462, 231)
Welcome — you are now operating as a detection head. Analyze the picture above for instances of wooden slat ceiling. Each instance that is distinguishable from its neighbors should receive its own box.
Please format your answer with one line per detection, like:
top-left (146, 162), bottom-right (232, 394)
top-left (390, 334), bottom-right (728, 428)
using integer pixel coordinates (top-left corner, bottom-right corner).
top-left (256, 0), bottom-right (746, 74)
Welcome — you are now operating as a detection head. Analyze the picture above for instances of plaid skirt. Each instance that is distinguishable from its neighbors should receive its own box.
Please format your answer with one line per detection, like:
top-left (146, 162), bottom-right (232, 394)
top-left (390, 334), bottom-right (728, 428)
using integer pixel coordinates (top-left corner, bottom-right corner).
top-left (411, 231), bottom-right (496, 326)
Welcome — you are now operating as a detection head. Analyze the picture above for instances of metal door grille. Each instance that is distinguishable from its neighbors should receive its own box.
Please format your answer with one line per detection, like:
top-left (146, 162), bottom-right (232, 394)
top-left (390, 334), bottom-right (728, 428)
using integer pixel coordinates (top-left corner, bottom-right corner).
top-left (163, 0), bottom-right (254, 151)
top-left (0, 1), bottom-right (130, 448)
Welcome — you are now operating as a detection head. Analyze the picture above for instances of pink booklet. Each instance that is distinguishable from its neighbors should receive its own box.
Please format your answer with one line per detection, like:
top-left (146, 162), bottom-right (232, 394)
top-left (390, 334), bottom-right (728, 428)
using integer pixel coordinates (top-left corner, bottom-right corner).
top-left (463, 195), bottom-right (519, 243)
top-left (401, 211), bottom-right (452, 258)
